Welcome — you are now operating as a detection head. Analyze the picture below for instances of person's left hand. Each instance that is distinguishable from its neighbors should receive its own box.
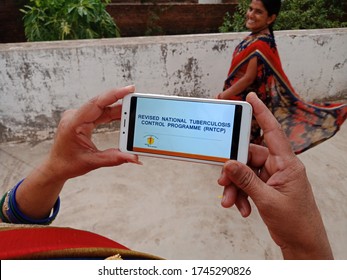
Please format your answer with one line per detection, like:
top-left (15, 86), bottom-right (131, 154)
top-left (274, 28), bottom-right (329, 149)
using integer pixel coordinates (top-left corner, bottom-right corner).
top-left (46, 85), bottom-right (141, 182)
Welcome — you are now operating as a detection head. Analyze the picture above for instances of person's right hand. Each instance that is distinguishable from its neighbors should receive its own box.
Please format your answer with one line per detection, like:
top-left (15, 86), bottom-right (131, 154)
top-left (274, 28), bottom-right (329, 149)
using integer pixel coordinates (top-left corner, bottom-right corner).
top-left (218, 92), bottom-right (333, 259)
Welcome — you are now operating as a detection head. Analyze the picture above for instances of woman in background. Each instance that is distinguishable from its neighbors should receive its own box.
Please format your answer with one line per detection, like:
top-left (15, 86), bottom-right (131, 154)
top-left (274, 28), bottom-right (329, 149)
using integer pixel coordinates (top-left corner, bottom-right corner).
top-left (217, 0), bottom-right (347, 154)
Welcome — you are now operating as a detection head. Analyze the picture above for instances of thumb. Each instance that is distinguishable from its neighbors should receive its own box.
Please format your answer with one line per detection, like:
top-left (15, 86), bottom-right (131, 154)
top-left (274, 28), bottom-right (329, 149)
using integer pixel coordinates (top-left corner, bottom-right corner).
top-left (94, 149), bottom-right (142, 167)
top-left (221, 160), bottom-right (269, 203)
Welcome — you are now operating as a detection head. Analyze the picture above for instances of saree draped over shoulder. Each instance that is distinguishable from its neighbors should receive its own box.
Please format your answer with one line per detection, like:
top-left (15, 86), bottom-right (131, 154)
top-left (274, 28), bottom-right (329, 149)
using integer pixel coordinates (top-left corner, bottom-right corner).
top-left (223, 33), bottom-right (347, 154)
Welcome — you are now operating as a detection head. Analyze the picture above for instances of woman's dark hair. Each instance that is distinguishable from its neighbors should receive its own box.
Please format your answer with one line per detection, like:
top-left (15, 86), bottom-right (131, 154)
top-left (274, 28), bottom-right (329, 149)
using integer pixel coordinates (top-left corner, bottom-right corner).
top-left (261, 0), bottom-right (282, 36)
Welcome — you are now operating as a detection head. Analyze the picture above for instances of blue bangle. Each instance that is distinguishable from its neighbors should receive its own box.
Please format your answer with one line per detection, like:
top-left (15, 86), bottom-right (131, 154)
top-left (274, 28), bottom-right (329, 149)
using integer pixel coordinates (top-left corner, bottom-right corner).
top-left (0, 191), bottom-right (10, 223)
top-left (7, 179), bottom-right (60, 225)
top-left (1, 190), bottom-right (22, 223)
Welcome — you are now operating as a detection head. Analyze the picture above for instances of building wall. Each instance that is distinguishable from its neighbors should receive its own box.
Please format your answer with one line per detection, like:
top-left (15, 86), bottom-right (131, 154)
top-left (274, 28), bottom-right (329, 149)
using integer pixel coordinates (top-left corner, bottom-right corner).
top-left (0, 0), bottom-right (26, 43)
top-left (106, 3), bottom-right (237, 37)
top-left (0, 28), bottom-right (346, 143)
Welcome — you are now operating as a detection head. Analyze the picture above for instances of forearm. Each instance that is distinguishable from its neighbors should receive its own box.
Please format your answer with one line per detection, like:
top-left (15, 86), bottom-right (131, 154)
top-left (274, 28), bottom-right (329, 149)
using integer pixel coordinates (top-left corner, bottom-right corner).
top-left (1, 156), bottom-right (66, 223)
top-left (220, 75), bottom-right (255, 100)
top-left (16, 157), bottom-right (66, 219)
top-left (220, 57), bottom-right (258, 99)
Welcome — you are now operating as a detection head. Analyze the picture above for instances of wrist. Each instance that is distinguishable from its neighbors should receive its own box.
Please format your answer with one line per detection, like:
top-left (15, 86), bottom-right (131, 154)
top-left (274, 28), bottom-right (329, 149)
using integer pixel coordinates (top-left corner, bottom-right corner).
top-left (38, 156), bottom-right (69, 185)
top-left (1, 180), bottom-right (60, 225)
top-left (13, 158), bottom-right (66, 220)
top-left (281, 245), bottom-right (333, 260)
top-left (280, 232), bottom-right (333, 260)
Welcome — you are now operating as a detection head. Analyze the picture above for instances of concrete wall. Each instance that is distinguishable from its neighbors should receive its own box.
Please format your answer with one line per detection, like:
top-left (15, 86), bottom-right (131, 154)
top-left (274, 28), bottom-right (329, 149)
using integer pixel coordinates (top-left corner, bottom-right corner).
top-left (0, 28), bottom-right (346, 143)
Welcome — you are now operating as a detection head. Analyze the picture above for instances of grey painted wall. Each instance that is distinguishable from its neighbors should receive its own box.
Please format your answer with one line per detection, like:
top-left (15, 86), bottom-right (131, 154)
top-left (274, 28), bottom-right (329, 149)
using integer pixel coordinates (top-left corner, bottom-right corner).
top-left (1, 28), bottom-right (346, 143)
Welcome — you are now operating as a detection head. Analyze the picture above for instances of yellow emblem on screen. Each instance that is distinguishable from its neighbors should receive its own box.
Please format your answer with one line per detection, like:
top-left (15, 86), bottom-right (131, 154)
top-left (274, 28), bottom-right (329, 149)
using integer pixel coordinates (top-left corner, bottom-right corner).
top-left (147, 136), bottom-right (155, 145)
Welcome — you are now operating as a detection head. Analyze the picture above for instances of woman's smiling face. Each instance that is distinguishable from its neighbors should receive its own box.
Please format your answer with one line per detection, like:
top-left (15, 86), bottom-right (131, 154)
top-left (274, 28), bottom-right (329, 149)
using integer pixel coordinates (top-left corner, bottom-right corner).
top-left (245, 0), bottom-right (276, 33)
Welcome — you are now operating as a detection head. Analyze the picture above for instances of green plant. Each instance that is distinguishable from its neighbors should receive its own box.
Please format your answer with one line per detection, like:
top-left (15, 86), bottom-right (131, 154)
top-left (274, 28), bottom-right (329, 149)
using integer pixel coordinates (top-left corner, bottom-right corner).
top-left (219, 0), bottom-right (347, 33)
top-left (219, 0), bottom-right (249, 33)
top-left (277, 0), bottom-right (346, 29)
top-left (20, 0), bottom-right (120, 41)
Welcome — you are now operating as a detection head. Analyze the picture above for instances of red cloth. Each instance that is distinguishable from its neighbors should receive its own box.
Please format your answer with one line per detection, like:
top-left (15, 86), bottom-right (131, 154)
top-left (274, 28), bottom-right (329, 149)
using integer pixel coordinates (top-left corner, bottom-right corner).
top-left (0, 226), bottom-right (128, 259)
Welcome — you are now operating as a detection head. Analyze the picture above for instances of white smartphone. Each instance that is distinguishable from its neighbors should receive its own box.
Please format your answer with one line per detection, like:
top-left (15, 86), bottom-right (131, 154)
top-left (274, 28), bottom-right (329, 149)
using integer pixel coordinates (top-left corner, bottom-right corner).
top-left (119, 93), bottom-right (252, 165)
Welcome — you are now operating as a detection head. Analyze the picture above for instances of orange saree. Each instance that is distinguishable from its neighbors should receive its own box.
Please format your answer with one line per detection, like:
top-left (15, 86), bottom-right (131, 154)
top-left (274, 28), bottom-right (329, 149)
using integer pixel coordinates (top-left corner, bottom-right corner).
top-left (223, 33), bottom-right (347, 154)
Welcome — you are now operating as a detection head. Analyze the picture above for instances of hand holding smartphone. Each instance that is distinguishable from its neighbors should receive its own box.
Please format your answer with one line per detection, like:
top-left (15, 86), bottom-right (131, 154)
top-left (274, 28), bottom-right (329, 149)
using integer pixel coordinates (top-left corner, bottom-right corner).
top-left (119, 93), bottom-right (252, 165)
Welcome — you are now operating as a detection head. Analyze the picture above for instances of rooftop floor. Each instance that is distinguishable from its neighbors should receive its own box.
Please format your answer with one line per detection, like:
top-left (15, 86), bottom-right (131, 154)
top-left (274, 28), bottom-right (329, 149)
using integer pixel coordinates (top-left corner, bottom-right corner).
top-left (1, 123), bottom-right (346, 259)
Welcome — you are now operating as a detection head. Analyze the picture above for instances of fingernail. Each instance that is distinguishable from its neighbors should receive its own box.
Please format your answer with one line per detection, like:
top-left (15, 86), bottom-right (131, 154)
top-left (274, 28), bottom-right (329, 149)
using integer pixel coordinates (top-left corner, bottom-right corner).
top-left (126, 158), bottom-right (143, 165)
top-left (240, 206), bottom-right (246, 217)
top-left (131, 160), bottom-right (143, 165)
top-left (221, 193), bottom-right (228, 205)
top-left (125, 85), bottom-right (135, 91)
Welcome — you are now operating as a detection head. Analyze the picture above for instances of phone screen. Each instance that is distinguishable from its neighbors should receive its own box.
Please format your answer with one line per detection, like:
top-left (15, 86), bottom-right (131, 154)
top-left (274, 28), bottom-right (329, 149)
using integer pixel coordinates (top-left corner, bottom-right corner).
top-left (125, 95), bottom-right (244, 163)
